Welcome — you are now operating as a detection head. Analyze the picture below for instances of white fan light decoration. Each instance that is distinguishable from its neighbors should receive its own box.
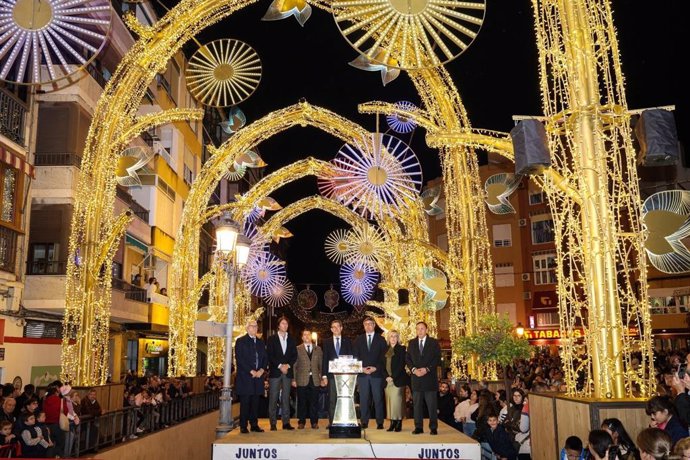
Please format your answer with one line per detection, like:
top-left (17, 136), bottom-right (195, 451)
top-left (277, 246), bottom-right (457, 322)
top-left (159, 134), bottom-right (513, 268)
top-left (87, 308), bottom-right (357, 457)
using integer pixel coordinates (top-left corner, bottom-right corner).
top-left (0, 0), bottom-right (111, 85)
top-left (340, 263), bottom-right (378, 306)
top-left (324, 229), bottom-right (350, 265)
top-left (342, 225), bottom-right (386, 267)
top-left (264, 279), bottom-right (294, 307)
top-left (330, 133), bottom-right (422, 217)
top-left (242, 250), bottom-right (286, 297)
top-left (386, 101), bottom-right (418, 134)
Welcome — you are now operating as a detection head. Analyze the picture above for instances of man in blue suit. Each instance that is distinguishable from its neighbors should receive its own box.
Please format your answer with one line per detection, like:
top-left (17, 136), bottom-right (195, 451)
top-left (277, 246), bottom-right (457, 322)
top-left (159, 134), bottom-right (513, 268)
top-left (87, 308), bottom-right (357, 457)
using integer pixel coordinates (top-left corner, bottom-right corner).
top-left (235, 320), bottom-right (268, 434)
top-left (353, 316), bottom-right (387, 429)
top-left (320, 319), bottom-right (353, 426)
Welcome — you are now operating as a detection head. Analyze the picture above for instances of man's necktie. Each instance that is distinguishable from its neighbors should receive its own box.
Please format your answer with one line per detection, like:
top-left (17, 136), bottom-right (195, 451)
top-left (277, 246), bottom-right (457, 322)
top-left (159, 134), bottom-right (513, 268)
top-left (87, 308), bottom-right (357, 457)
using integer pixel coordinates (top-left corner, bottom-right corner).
top-left (253, 337), bottom-right (258, 368)
top-left (336, 337), bottom-right (340, 356)
top-left (307, 345), bottom-right (312, 356)
top-left (419, 339), bottom-right (424, 355)
top-left (367, 334), bottom-right (372, 351)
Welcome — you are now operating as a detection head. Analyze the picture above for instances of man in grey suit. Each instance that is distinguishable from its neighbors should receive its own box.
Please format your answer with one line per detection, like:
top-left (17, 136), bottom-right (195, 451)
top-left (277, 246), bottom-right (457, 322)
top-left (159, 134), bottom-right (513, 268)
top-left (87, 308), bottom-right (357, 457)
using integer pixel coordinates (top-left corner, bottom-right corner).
top-left (406, 321), bottom-right (441, 435)
top-left (292, 329), bottom-right (323, 429)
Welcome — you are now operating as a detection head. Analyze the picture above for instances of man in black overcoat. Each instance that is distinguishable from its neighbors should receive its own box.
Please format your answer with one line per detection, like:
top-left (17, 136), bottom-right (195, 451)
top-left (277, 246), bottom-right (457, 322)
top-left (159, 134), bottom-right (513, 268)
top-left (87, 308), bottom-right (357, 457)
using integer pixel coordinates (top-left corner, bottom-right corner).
top-left (406, 321), bottom-right (441, 435)
top-left (235, 320), bottom-right (268, 433)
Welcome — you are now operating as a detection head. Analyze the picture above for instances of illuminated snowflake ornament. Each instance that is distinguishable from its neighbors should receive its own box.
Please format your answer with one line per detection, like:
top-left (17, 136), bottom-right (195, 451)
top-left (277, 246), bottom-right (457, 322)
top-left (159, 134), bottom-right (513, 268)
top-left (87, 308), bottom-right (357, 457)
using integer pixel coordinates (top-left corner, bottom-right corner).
top-left (263, 278), bottom-right (294, 308)
top-left (324, 229), bottom-right (350, 264)
top-left (242, 251), bottom-right (286, 297)
top-left (340, 263), bottom-right (378, 306)
top-left (349, 47), bottom-right (400, 86)
top-left (485, 173), bottom-right (521, 215)
top-left (386, 101), bottom-right (418, 134)
top-left (331, 133), bottom-right (422, 217)
top-left (0, 0), bottom-right (111, 85)
top-left (219, 107), bottom-right (247, 134)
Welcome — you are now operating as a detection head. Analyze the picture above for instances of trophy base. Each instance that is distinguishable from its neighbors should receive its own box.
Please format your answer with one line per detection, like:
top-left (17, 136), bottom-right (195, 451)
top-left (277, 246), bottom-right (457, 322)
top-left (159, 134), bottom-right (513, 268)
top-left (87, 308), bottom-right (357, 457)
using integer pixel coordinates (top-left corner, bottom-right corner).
top-left (328, 424), bottom-right (362, 439)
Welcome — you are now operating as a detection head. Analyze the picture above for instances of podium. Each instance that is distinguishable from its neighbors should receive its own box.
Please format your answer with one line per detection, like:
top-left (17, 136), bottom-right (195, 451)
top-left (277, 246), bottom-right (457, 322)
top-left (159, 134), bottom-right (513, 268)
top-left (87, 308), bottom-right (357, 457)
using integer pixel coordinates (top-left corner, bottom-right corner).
top-left (328, 357), bottom-right (362, 439)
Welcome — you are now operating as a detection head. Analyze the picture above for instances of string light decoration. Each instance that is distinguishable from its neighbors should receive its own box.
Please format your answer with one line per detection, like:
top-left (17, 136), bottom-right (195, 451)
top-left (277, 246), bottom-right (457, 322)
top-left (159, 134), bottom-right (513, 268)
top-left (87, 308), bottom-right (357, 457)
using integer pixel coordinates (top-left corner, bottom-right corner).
top-left (324, 285), bottom-right (340, 311)
top-left (387, 101), bottom-right (418, 134)
top-left (342, 225), bottom-right (386, 267)
top-left (331, 133), bottom-right (423, 217)
top-left (641, 190), bottom-right (690, 273)
top-left (186, 39), bottom-right (262, 107)
top-left (340, 263), bottom-right (378, 306)
top-left (297, 286), bottom-right (318, 310)
top-left (0, 0), bottom-right (111, 85)
top-left (332, 0), bottom-right (485, 69)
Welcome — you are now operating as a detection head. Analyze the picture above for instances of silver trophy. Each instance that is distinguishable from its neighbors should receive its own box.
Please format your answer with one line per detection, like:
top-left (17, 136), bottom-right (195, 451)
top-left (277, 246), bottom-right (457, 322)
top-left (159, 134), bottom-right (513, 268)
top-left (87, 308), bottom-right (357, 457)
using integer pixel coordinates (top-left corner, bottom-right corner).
top-left (328, 357), bottom-right (362, 438)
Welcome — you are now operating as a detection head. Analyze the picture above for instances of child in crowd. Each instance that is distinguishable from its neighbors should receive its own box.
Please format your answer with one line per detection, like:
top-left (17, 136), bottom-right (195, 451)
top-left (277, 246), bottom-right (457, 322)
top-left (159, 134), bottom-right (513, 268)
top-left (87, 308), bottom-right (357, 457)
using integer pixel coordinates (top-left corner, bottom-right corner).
top-left (485, 412), bottom-right (518, 460)
top-left (560, 436), bottom-right (587, 460)
top-left (35, 411), bottom-right (54, 447)
top-left (0, 420), bottom-right (15, 445)
top-left (19, 413), bottom-right (54, 458)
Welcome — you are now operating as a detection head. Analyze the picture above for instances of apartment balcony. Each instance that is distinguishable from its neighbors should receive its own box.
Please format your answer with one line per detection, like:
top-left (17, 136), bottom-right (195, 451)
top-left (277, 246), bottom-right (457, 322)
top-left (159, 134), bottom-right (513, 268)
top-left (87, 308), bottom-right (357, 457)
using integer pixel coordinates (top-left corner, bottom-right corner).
top-left (0, 226), bottom-right (19, 275)
top-left (0, 89), bottom-right (27, 147)
top-left (32, 153), bottom-right (82, 205)
top-left (37, 64), bottom-right (105, 114)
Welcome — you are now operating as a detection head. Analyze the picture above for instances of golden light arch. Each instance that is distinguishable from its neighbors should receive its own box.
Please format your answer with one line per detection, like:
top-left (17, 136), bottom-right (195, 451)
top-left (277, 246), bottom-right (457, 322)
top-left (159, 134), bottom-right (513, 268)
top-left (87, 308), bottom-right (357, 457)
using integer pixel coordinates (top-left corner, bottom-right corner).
top-left (63, 0), bottom-right (495, 384)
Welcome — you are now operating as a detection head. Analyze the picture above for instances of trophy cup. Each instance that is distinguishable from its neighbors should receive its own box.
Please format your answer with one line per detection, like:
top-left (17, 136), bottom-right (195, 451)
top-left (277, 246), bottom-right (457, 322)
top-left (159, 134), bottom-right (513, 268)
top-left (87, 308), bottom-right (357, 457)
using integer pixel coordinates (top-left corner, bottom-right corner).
top-left (328, 356), bottom-right (362, 439)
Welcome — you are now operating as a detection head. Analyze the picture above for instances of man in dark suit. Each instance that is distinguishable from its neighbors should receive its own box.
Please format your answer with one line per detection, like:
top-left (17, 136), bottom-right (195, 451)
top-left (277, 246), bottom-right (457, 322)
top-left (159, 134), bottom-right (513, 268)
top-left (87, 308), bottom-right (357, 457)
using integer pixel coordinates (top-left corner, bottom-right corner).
top-left (266, 316), bottom-right (298, 431)
top-left (353, 316), bottom-right (387, 429)
top-left (292, 329), bottom-right (323, 429)
top-left (320, 319), bottom-right (353, 426)
top-left (406, 321), bottom-right (441, 435)
top-left (235, 320), bottom-right (268, 434)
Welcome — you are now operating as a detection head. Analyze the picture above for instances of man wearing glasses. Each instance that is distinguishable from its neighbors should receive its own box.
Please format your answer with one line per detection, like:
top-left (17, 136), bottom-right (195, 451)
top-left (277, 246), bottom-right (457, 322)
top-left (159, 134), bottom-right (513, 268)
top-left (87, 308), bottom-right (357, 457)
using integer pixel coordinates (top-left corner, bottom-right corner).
top-left (235, 320), bottom-right (268, 434)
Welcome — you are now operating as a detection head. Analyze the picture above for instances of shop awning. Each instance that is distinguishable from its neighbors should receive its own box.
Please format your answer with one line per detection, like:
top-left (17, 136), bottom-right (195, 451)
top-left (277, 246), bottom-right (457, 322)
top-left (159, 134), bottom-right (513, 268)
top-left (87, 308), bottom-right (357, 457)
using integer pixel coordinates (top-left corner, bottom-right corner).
top-left (1, 146), bottom-right (35, 178)
top-left (125, 234), bottom-right (149, 253)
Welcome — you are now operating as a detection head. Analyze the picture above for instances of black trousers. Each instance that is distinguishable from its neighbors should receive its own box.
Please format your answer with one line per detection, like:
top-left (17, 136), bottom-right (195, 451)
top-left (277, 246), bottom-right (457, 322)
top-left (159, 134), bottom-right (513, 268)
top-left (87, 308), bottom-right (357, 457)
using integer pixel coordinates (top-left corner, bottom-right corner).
top-left (297, 381), bottom-right (319, 424)
top-left (239, 394), bottom-right (260, 428)
top-left (413, 390), bottom-right (438, 430)
top-left (358, 375), bottom-right (384, 425)
top-left (327, 376), bottom-right (337, 424)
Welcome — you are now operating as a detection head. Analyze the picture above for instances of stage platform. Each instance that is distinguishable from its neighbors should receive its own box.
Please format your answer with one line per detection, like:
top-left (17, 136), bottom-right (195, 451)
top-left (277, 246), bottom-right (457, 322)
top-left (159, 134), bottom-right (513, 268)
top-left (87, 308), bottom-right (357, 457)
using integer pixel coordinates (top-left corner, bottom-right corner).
top-left (213, 419), bottom-right (480, 460)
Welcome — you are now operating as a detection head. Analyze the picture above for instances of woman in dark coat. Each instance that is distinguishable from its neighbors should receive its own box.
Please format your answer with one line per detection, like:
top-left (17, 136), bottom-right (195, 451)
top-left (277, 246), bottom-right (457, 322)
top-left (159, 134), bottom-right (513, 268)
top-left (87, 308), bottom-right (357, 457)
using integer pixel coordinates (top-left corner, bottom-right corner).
top-left (384, 330), bottom-right (410, 432)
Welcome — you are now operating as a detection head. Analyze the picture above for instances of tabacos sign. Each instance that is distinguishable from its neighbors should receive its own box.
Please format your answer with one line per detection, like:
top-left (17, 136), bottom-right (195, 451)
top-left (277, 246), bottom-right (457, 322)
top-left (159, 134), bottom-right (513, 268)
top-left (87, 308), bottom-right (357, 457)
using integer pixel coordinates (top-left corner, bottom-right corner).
top-left (142, 339), bottom-right (168, 356)
top-left (524, 328), bottom-right (584, 341)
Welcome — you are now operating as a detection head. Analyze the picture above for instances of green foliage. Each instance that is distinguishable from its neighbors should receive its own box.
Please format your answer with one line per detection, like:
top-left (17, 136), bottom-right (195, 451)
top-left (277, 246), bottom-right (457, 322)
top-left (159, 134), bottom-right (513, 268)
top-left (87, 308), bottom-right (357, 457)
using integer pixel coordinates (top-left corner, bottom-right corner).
top-left (455, 314), bottom-right (532, 366)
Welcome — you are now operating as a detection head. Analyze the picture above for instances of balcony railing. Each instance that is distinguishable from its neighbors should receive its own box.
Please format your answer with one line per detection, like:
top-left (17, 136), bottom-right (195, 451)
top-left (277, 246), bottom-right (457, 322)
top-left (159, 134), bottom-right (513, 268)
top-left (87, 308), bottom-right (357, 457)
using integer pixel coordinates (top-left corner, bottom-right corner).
top-left (112, 278), bottom-right (147, 303)
top-left (130, 199), bottom-right (149, 223)
top-left (86, 62), bottom-right (108, 88)
top-left (26, 260), bottom-right (67, 275)
top-left (68, 391), bottom-right (220, 458)
top-left (0, 89), bottom-right (27, 145)
top-left (140, 130), bottom-right (154, 147)
top-left (34, 152), bottom-right (82, 167)
top-left (0, 225), bottom-right (18, 273)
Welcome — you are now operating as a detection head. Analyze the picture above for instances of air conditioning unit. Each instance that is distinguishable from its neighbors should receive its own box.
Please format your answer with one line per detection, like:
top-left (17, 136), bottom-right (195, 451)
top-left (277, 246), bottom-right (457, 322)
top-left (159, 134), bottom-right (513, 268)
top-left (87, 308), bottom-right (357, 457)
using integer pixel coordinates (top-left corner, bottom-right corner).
top-left (523, 291), bottom-right (532, 300)
top-left (521, 273), bottom-right (531, 282)
top-left (518, 218), bottom-right (528, 227)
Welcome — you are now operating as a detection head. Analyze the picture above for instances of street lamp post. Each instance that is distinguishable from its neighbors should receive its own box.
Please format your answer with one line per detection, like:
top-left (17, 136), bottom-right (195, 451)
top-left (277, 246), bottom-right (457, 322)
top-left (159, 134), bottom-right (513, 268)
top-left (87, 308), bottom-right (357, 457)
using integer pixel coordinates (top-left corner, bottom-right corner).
top-left (215, 213), bottom-right (251, 439)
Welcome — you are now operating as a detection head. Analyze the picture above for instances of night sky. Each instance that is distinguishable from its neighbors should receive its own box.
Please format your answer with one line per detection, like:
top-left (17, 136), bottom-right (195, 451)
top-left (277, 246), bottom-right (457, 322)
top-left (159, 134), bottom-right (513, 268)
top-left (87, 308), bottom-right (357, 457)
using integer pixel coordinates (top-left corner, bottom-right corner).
top-left (159, 0), bottom-right (682, 292)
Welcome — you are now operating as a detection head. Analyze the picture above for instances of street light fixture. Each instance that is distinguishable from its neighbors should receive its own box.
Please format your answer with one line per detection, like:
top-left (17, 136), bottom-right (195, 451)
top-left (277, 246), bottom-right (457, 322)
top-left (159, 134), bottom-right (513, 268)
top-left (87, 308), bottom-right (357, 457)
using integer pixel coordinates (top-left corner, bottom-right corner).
top-left (215, 213), bottom-right (250, 438)
top-left (515, 322), bottom-right (525, 338)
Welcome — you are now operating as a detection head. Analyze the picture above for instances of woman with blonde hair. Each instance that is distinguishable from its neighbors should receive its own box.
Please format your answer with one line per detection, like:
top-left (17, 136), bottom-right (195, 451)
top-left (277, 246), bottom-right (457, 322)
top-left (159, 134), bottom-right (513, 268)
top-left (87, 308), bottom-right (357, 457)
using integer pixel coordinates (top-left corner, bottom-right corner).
top-left (672, 437), bottom-right (690, 459)
top-left (637, 428), bottom-right (680, 460)
top-left (383, 330), bottom-right (410, 432)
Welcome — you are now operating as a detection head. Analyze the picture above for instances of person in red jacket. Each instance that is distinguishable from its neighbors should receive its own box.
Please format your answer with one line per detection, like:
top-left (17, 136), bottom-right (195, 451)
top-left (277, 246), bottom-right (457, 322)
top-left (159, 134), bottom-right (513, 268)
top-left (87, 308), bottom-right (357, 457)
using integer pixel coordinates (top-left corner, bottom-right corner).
top-left (42, 382), bottom-right (67, 455)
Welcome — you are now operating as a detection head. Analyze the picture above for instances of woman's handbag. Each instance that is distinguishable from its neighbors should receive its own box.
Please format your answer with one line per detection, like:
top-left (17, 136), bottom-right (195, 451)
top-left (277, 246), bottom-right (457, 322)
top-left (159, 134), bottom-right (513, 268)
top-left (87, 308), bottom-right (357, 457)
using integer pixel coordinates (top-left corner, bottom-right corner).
top-left (59, 399), bottom-right (70, 431)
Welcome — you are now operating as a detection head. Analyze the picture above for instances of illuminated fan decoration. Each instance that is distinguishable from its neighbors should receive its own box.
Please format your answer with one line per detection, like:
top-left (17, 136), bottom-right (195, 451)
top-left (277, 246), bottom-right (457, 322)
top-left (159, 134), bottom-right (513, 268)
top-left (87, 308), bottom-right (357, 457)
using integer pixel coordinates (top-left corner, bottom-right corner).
top-left (641, 190), bottom-right (690, 273)
top-left (258, 197), bottom-right (282, 211)
top-left (219, 107), bottom-right (247, 134)
top-left (333, 0), bottom-right (485, 70)
top-left (414, 267), bottom-right (448, 311)
top-left (186, 39), bottom-right (262, 107)
top-left (264, 279), bottom-right (294, 307)
top-left (272, 226), bottom-right (293, 243)
top-left (324, 285), bottom-right (339, 311)
top-left (262, 0), bottom-right (311, 26)
top-left (421, 185), bottom-right (443, 216)
top-left (331, 133), bottom-right (423, 217)
top-left (245, 206), bottom-right (266, 225)
top-left (225, 163), bottom-right (247, 181)
top-left (343, 225), bottom-right (386, 267)
top-left (243, 251), bottom-right (286, 296)
top-left (116, 147), bottom-right (154, 186)
top-left (349, 48), bottom-right (400, 86)
top-left (340, 263), bottom-right (378, 305)
top-left (297, 286), bottom-right (318, 310)
top-left (324, 229), bottom-right (350, 264)
top-left (386, 101), bottom-right (418, 134)
top-left (235, 150), bottom-right (266, 168)
top-left (485, 173), bottom-right (521, 215)
top-left (0, 0), bottom-right (111, 85)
